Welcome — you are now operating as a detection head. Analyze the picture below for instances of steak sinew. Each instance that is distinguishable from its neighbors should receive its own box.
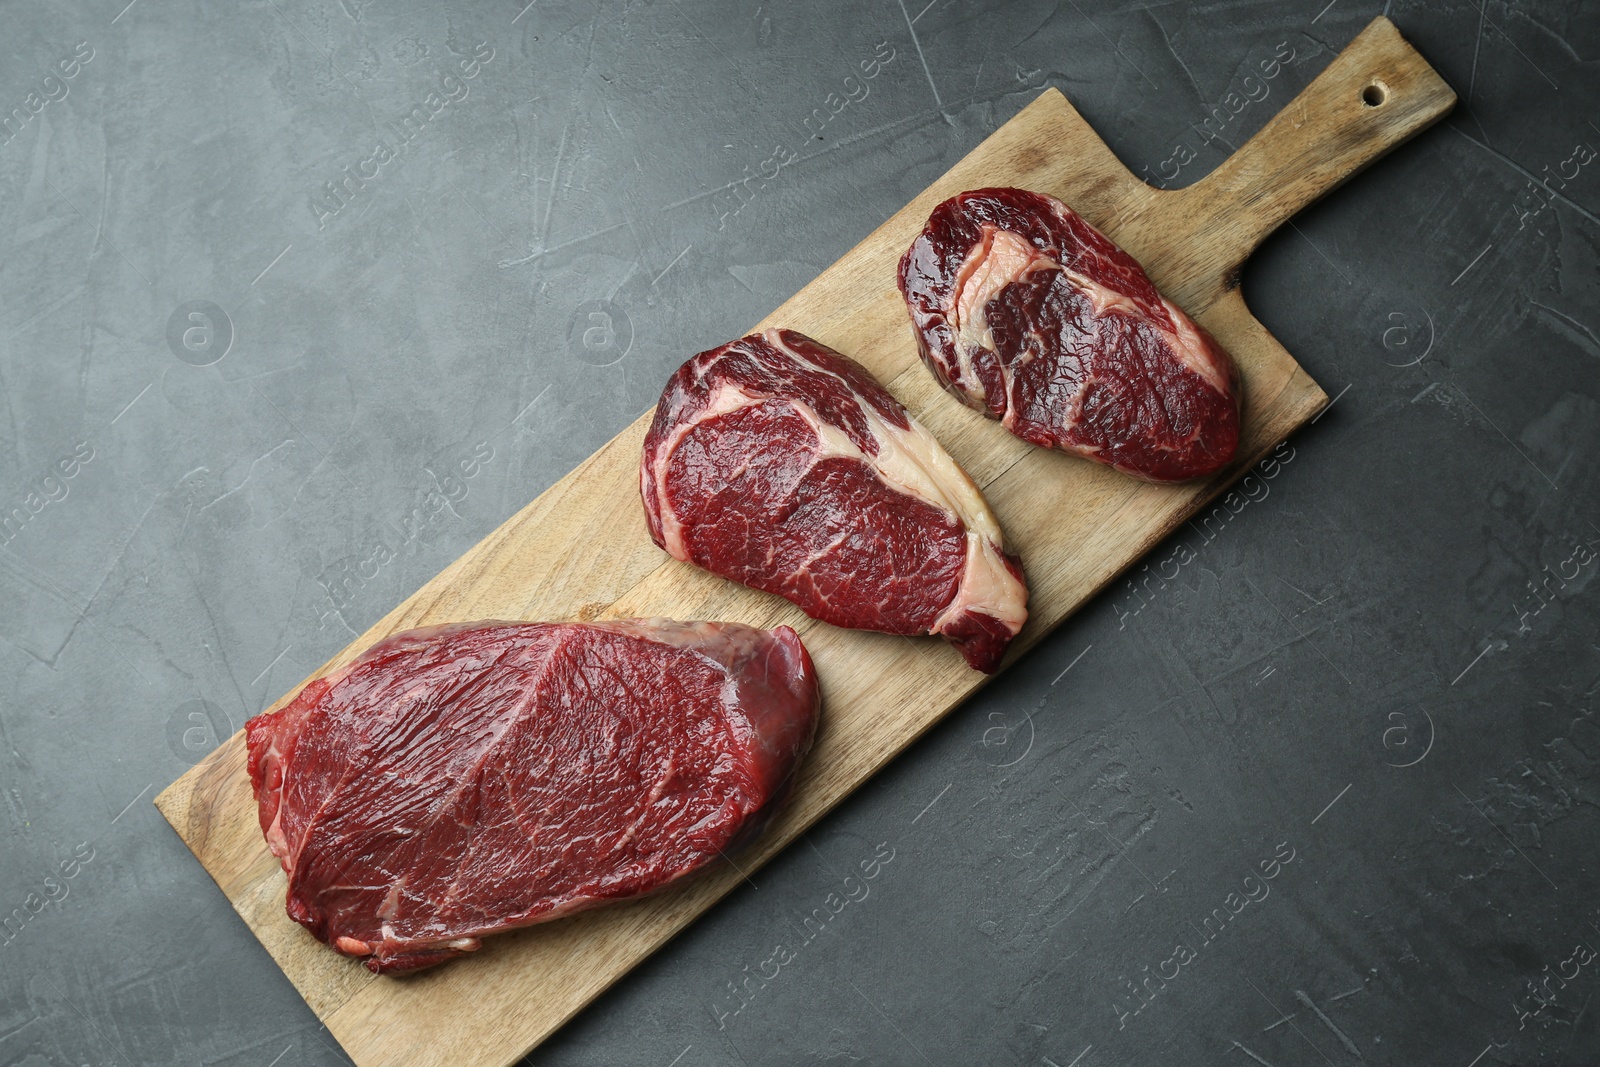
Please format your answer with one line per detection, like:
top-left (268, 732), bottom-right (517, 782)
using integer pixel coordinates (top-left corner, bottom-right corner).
top-left (246, 619), bottom-right (819, 974)
top-left (898, 187), bottom-right (1241, 482)
top-left (640, 329), bottom-right (1028, 673)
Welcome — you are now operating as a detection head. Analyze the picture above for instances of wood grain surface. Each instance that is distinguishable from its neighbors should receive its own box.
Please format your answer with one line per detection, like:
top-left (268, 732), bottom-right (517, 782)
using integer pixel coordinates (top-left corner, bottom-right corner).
top-left (154, 18), bottom-right (1454, 1065)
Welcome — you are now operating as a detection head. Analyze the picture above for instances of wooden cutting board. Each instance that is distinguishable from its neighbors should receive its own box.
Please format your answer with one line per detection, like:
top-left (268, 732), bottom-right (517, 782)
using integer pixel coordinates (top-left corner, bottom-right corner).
top-left (155, 18), bottom-right (1453, 1065)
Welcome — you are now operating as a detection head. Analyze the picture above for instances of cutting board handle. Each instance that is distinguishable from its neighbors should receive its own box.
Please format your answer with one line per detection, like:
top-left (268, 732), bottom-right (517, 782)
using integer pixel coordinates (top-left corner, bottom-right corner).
top-left (1178, 16), bottom-right (1456, 271)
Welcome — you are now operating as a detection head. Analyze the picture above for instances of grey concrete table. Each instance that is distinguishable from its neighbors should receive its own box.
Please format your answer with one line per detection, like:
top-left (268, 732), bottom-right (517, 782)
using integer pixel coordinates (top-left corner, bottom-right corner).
top-left (2, 1), bottom-right (1597, 1064)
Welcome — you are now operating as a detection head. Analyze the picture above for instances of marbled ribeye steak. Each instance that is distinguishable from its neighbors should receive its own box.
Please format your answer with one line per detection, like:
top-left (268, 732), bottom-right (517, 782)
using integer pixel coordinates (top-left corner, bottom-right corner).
top-left (640, 328), bottom-right (1028, 673)
top-left (899, 187), bottom-right (1241, 482)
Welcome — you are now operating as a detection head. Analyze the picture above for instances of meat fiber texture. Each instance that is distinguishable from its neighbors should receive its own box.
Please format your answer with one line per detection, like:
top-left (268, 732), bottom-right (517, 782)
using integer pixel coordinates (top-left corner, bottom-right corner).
top-left (245, 619), bottom-right (819, 975)
top-left (640, 328), bottom-right (1028, 673)
top-left (899, 187), bottom-right (1241, 483)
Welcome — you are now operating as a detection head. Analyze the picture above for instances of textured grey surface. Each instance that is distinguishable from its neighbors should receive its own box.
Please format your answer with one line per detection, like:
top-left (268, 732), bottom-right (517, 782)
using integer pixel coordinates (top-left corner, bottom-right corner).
top-left (1, 0), bottom-right (1598, 1064)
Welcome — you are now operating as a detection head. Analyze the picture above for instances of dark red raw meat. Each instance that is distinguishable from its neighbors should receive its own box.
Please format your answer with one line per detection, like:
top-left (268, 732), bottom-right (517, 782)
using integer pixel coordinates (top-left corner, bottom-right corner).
top-left (245, 618), bottom-right (818, 974)
top-left (640, 329), bottom-right (1028, 673)
top-left (898, 187), bottom-right (1241, 482)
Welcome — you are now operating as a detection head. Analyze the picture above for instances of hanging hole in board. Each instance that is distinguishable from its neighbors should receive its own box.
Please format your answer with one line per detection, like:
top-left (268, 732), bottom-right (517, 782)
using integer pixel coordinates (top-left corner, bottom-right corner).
top-left (1361, 82), bottom-right (1388, 107)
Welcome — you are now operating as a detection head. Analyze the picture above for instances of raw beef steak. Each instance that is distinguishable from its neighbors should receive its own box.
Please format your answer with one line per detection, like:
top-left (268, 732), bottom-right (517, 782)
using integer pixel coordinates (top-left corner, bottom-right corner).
top-left (898, 187), bottom-right (1241, 482)
top-left (640, 329), bottom-right (1027, 673)
top-left (246, 618), bottom-right (819, 974)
